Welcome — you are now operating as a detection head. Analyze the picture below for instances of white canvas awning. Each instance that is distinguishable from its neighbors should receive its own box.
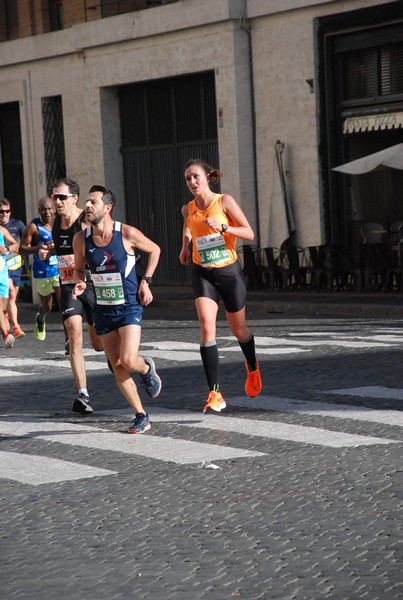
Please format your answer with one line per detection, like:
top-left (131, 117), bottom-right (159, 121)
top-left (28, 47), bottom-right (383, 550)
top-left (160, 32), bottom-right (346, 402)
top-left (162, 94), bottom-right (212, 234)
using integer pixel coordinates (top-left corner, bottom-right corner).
top-left (332, 143), bottom-right (403, 175)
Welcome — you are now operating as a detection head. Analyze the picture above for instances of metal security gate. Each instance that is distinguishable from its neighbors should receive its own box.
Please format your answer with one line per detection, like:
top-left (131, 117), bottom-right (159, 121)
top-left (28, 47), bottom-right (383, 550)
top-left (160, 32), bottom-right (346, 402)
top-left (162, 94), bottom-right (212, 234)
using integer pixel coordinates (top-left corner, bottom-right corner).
top-left (119, 71), bottom-right (219, 285)
top-left (42, 96), bottom-right (66, 194)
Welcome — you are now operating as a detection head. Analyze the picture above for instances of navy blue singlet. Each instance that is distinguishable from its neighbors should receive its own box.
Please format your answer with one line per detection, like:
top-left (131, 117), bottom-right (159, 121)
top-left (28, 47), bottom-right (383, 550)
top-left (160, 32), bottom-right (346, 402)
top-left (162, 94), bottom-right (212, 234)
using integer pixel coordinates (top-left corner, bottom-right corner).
top-left (85, 221), bottom-right (143, 334)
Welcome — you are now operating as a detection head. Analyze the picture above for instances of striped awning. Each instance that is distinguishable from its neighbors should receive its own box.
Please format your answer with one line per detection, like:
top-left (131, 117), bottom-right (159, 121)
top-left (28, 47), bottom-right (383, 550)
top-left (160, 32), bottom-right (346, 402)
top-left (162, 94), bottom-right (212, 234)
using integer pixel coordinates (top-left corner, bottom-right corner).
top-left (343, 112), bottom-right (403, 134)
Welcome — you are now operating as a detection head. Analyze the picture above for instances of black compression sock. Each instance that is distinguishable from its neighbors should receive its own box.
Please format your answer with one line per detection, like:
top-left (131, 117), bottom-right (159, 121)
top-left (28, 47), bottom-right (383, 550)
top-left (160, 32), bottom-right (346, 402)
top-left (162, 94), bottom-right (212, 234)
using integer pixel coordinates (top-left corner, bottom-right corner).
top-left (200, 342), bottom-right (219, 391)
top-left (239, 333), bottom-right (257, 371)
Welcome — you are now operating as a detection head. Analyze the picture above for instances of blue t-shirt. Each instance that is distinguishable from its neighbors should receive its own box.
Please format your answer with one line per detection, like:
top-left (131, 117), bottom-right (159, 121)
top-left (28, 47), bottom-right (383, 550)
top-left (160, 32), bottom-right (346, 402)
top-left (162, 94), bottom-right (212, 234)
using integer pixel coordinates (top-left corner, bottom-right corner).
top-left (31, 217), bottom-right (58, 279)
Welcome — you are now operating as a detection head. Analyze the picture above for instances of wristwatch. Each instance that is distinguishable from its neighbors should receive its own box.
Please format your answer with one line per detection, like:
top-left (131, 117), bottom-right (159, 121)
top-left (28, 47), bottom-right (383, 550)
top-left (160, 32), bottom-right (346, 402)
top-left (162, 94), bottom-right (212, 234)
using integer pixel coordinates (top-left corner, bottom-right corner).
top-left (142, 275), bottom-right (153, 285)
top-left (221, 223), bottom-right (228, 233)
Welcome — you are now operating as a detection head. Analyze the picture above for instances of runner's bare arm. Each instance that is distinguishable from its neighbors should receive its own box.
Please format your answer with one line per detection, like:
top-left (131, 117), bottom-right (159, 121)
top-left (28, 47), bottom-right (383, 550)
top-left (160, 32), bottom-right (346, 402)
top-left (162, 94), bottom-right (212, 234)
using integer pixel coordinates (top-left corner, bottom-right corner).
top-left (19, 223), bottom-right (41, 255)
top-left (122, 224), bottom-right (160, 306)
top-left (0, 226), bottom-right (19, 253)
top-left (179, 204), bottom-right (191, 265)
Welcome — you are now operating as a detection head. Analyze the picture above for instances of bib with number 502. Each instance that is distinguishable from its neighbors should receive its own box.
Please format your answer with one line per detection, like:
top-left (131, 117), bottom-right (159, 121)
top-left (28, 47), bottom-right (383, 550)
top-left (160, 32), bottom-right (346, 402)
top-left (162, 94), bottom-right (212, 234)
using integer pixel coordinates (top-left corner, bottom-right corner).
top-left (196, 233), bottom-right (229, 267)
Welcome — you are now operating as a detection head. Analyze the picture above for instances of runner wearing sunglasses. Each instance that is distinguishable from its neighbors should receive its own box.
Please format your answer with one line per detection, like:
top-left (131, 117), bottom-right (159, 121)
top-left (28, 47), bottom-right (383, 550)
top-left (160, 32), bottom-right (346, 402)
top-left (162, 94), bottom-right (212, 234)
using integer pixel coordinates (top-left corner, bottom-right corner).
top-left (40, 178), bottom-right (104, 414)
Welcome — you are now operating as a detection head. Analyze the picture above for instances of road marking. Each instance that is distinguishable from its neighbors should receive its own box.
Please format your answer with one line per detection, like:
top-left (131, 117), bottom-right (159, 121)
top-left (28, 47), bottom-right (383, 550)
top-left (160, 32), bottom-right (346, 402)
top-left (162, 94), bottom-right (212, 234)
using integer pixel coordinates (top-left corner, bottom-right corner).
top-left (254, 337), bottom-right (393, 348)
top-left (3, 325), bottom-right (403, 378)
top-left (0, 357), bottom-right (107, 372)
top-left (0, 451), bottom-right (116, 485)
top-left (1, 396), bottom-right (400, 487)
top-left (99, 407), bottom-right (400, 448)
top-left (325, 386), bottom-right (403, 400)
top-left (229, 395), bottom-right (403, 427)
top-left (221, 335), bottom-right (395, 349)
top-left (0, 369), bottom-right (32, 377)
top-left (0, 416), bottom-right (264, 466)
top-left (354, 334), bottom-right (403, 342)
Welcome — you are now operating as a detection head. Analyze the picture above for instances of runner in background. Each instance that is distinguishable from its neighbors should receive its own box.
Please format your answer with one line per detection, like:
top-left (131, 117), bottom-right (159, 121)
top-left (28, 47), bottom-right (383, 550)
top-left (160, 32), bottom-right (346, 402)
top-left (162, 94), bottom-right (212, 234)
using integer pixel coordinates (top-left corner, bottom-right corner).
top-left (0, 197), bottom-right (25, 339)
top-left (39, 178), bottom-right (104, 414)
top-left (0, 224), bottom-right (19, 348)
top-left (19, 196), bottom-right (63, 342)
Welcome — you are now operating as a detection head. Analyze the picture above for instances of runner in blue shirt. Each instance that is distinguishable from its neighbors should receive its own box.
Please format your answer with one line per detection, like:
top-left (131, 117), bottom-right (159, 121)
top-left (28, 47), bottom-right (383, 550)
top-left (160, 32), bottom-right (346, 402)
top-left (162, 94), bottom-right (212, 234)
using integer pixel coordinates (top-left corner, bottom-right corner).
top-left (20, 196), bottom-right (61, 341)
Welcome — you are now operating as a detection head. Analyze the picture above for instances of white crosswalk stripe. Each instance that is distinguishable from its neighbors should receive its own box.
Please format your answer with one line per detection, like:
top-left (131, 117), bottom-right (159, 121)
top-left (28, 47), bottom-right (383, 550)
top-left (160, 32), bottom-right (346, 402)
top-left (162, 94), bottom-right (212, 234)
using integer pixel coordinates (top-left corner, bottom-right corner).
top-left (1, 391), bottom-right (402, 486)
top-left (0, 451), bottom-right (116, 485)
top-left (230, 394), bottom-right (403, 427)
top-left (98, 406), bottom-right (400, 448)
top-left (2, 323), bottom-right (403, 376)
top-left (0, 415), bottom-right (265, 486)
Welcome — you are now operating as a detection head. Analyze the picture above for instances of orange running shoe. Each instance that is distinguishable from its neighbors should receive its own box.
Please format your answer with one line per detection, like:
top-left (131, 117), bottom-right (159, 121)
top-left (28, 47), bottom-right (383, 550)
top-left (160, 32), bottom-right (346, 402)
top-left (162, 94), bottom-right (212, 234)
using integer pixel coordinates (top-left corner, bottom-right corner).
top-left (245, 360), bottom-right (262, 397)
top-left (203, 390), bottom-right (226, 413)
top-left (13, 326), bottom-right (25, 339)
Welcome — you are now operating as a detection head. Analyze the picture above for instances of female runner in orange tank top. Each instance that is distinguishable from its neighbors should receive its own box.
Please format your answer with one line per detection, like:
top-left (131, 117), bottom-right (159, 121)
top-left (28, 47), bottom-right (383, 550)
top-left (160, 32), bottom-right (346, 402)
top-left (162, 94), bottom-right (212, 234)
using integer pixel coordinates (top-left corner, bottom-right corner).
top-left (179, 158), bottom-right (262, 413)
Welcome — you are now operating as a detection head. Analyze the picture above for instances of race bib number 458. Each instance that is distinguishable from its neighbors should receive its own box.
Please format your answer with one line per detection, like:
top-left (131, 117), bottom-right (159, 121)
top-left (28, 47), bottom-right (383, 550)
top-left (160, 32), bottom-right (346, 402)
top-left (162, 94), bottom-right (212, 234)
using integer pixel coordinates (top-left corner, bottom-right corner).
top-left (91, 272), bottom-right (125, 305)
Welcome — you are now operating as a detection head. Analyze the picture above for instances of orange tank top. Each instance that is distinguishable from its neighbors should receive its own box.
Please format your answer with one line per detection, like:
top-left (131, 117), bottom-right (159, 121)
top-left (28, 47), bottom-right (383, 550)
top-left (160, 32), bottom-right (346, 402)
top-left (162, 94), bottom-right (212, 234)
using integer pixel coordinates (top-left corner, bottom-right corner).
top-left (186, 194), bottom-right (238, 268)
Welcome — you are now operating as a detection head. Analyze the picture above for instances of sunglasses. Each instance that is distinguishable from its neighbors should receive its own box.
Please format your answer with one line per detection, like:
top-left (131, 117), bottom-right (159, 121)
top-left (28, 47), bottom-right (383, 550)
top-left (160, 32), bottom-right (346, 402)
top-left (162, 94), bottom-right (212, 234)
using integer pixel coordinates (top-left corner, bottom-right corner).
top-left (51, 193), bottom-right (75, 201)
top-left (0, 209), bottom-right (11, 214)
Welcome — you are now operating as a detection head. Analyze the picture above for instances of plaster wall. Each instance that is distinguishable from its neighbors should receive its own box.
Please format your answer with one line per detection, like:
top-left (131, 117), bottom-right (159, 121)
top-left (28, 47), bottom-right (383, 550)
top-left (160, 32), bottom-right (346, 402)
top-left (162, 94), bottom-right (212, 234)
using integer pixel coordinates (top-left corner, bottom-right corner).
top-left (0, 0), bottom-right (399, 245)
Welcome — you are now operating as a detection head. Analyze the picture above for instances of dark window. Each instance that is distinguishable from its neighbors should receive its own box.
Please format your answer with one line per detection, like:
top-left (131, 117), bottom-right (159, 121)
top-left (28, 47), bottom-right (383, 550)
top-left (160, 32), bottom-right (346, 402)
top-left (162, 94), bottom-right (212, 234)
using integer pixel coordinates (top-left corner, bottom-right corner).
top-left (5, 0), bottom-right (19, 40)
top-left (49, 0), bottom-right (63, 31)
top-left (341, 41), bottom-right (403, 106)
top-left (381, 44), bottom-right (403, 96)
top-left (101, 0), bottom-right (147, 17)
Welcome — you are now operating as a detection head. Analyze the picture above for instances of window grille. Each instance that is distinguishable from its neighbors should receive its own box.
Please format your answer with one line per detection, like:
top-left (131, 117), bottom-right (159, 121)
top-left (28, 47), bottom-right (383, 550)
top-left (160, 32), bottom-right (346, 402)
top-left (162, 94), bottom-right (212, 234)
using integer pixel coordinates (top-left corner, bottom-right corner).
top-left (42, 97), bottom-right (66, 194)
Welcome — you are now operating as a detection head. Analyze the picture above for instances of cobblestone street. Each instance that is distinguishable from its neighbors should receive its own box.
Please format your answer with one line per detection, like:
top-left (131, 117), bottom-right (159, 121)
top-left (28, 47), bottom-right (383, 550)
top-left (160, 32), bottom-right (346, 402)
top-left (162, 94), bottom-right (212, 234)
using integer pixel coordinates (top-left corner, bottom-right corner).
top-left (1, 299), bottom-right (403, 599)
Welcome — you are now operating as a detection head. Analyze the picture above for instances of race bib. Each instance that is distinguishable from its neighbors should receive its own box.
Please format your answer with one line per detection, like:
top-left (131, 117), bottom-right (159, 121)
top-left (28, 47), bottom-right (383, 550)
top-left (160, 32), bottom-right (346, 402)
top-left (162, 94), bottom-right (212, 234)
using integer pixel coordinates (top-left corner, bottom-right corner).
top-left (57, 254), bottom-right (75, 284)
top-left (6, 252), bottom-right (22, 271)
top-left (91, 272), bottom-right (125, 306)
top-left (196, 233), bottom-right (229, 267)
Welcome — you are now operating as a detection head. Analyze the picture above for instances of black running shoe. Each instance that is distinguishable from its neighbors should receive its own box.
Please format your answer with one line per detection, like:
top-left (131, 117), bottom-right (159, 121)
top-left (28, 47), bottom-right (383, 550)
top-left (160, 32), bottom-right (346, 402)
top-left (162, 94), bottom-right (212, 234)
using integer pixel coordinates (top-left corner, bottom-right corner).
top-left (127, 413), bottom-right (151, 434)
top-left (72, 392), bottom-right (93, 414)
top-left (141, 356), bottom-right (162, 398)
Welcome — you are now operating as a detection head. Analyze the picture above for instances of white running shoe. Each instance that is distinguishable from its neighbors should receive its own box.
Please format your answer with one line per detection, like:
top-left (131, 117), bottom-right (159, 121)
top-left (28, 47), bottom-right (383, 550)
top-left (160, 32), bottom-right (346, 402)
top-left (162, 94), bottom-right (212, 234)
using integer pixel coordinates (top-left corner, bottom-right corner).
top-left (3, 333), bottom-right (15, 349)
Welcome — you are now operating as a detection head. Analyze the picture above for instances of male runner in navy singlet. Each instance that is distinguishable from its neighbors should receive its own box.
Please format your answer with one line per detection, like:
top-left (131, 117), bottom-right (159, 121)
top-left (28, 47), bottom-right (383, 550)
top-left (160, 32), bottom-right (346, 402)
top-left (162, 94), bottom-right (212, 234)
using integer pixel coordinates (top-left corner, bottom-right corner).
top-left (72, 185), bottom-right (161, 434)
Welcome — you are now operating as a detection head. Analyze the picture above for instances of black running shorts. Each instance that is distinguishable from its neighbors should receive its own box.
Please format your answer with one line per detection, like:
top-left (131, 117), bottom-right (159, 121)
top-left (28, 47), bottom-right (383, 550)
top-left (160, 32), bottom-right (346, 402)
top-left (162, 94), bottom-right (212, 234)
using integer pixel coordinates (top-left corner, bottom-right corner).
top-left (192, 260), bottom-right (247, 313)
top-left (60, 282), bottom-right (96, 325)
